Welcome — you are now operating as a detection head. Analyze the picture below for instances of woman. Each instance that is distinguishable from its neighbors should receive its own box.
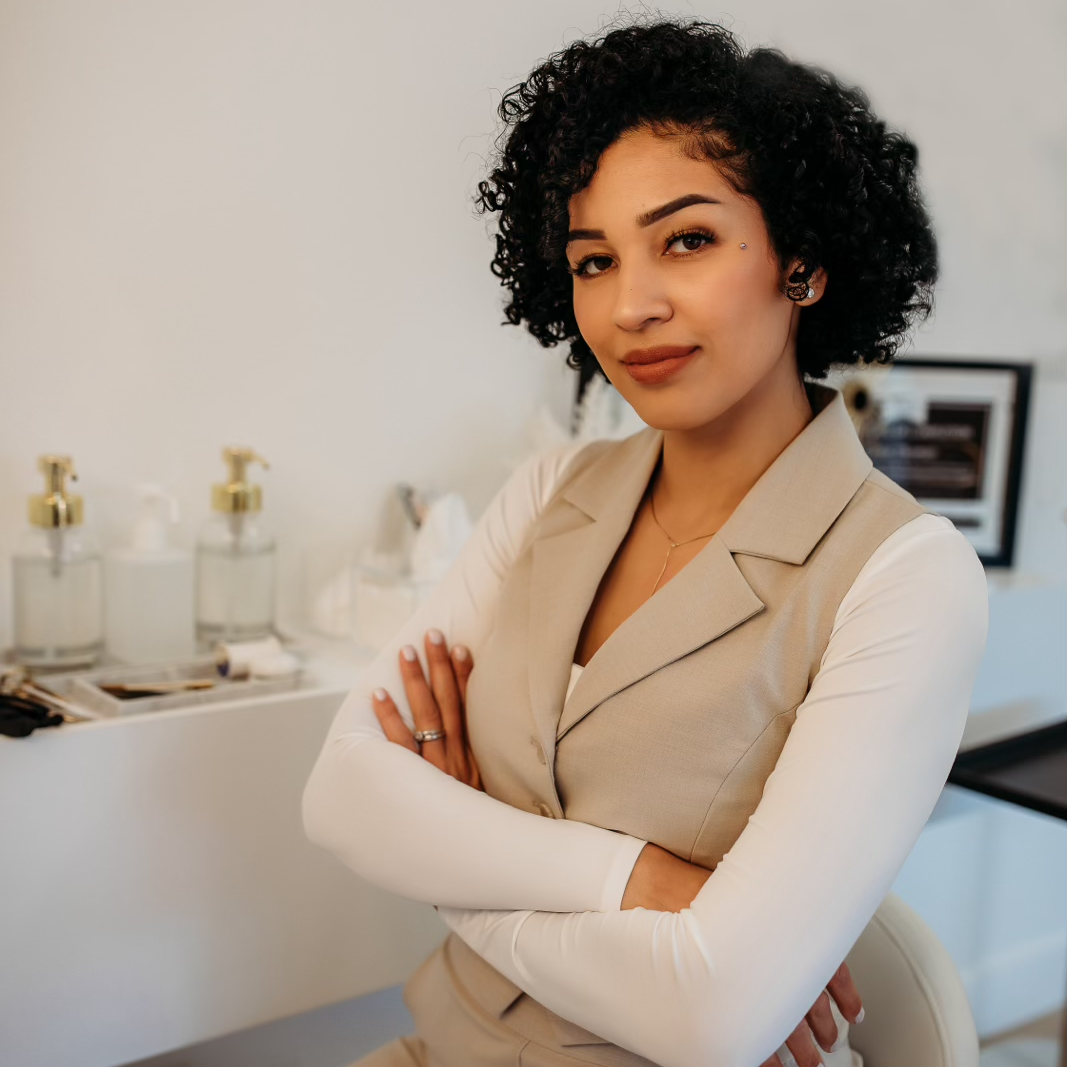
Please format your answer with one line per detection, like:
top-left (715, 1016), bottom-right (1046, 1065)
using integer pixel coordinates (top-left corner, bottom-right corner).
top-left (303, 18), bottom-right (988, 1067)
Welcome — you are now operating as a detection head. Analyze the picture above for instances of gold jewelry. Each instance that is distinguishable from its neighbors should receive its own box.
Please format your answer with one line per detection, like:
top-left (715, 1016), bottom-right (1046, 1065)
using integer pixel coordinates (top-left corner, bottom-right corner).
top-left (647, 482), bottom-right (717, 595)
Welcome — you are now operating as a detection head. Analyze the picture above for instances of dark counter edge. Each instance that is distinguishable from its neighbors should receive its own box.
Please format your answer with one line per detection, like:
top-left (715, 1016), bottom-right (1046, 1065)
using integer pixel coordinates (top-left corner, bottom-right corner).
top-left (948, 719), bottom-right (1067, 822)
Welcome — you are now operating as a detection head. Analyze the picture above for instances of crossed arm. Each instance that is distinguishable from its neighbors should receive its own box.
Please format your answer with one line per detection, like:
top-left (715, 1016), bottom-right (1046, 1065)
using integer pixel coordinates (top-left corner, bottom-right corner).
top-left (303, 441), bottom-right (649, 914)
top-left (434, 511), bottom-right (987, 1065)
top-left (302, 444), bottom-right (989, 1067)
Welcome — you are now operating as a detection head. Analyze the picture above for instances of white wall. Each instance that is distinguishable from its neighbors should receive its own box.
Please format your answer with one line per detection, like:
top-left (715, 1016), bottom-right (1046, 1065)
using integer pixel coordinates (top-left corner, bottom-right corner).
top-left (1, 0), bottom-right (1063, 636)
top-left (0, 0), bottom-right (1064, 1047)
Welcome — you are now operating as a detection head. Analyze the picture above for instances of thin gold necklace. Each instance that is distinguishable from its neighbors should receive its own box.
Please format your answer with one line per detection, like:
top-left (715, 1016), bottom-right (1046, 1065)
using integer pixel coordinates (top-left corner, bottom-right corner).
top-left (647, 482), bottom-right (718, 595)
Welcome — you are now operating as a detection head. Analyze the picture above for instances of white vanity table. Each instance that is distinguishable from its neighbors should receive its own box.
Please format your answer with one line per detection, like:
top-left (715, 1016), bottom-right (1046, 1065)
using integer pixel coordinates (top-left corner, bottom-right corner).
top-left (0, 644), bottom-right (446, 1067)
top-left (2, 569), bottom-right (1063, 1066)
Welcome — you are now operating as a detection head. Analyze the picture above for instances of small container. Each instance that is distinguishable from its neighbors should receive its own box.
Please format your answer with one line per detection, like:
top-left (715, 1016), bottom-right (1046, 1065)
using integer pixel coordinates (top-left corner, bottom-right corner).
top-left (195, 447), bottom-right (276, 644)
top-left (105, 485), bottom-right (195, 665)
top-left (13, 454), bottom-right (103, 669)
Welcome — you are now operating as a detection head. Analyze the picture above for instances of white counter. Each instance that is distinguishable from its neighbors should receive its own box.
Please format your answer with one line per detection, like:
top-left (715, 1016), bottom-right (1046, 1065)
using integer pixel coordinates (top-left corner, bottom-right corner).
top-left (0, 664), bottom-right (447, 1067)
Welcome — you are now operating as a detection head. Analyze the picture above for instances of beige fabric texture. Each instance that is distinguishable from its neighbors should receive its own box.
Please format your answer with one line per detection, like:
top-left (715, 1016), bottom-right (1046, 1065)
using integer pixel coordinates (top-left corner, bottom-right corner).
top-left (364, 383), bottom-right (929, 1066)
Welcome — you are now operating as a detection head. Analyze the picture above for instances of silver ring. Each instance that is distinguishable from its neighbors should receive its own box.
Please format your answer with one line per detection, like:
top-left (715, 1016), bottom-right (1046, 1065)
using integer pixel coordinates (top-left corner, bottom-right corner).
top-left (413, 729), bottom-right (446, 743)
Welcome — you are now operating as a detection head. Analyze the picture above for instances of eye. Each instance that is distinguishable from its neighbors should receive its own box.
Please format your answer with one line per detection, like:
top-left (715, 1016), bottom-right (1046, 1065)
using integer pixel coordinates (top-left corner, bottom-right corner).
top-left (569, 254), bottom-right (614, 278)
top-left (665, 228), bottom-right (716, 256)
top-left (568, 227), bottom-right (717, 278)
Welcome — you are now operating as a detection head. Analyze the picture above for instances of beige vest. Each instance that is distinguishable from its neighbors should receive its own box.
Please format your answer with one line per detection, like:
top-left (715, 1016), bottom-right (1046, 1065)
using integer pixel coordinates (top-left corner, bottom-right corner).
top-left (406, 383), bottom-right (931, 1065)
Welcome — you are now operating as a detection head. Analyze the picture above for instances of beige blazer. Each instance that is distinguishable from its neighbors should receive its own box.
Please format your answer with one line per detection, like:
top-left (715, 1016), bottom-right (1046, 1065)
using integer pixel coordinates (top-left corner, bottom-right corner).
top-left (403, 382), bottom-right (931, 1066)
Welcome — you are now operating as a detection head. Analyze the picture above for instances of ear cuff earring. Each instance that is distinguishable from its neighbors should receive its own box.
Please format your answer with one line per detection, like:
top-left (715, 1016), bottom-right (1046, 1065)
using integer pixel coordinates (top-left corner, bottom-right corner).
top-left (784, 274), bottom-right (817, 302)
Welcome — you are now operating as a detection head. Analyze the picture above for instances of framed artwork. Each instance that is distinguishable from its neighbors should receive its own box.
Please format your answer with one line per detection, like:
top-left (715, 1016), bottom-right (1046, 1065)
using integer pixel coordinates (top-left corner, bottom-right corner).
top-left (826, 358), bottom-right (1033, 567)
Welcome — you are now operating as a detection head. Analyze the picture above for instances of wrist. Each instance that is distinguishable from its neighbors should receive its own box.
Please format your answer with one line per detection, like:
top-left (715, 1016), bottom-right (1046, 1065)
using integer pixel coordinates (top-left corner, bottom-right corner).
top-left (621, 843), bottom-right (711, 912)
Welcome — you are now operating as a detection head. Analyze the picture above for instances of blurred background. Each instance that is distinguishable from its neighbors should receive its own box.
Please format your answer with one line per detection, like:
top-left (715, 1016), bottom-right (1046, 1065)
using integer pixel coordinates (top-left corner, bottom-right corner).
top-left (0, 2), bottom-right (1063, 1066)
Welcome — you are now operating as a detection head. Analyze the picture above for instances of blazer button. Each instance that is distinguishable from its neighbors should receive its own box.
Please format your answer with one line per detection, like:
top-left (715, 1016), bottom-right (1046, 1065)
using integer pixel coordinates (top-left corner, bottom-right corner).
top-left (536, 802), bottom-right (555, 818)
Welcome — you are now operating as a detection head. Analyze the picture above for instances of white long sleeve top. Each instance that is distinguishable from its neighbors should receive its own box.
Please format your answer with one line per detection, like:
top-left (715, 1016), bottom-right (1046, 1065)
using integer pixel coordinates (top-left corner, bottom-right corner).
top-left (302, 437), bottom-right (989, 1067)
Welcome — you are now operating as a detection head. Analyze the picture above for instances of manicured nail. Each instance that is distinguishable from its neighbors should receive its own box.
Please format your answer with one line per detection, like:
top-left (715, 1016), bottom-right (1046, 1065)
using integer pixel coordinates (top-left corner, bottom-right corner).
top-left (402, 645), bottom-right (417, 661)
top-left (428, 629), bottom-right (444, 645)
top-left (855, 1008), bottom-right (864, 1024)
top-left (373, 688), bottom-right (387, 701)
top-left (453, 645), bottom-right (469, 661)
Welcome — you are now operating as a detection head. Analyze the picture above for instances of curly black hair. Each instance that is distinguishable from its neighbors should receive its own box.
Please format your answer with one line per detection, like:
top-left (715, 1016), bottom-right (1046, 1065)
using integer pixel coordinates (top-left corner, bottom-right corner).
top-left (475, 16), bottom-right (938, 383)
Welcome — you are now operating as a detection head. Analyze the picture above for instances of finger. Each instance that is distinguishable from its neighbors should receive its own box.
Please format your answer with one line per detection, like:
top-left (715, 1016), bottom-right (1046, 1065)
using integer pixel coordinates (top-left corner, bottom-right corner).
top-left (452, 643), bottom-right (477, 778)
top-left (805, 990), bottom-right (838, 1052)
top-left (826, 961), bottom-right (864, 1024)
top-left (451, 644), bottom-right (474, 705)
top-left (424, 630), bottom-right (466, 771)
top-left (426, 630), bottom-right (473, 782)
top-left (398, 645), bottom-right (447, 770)
top-left (370, 688), bottom-right (419, 753)
top-left (467, 745), bottom-right (484, 791)
top-left (784, 1020), bottom-right (825, 1067)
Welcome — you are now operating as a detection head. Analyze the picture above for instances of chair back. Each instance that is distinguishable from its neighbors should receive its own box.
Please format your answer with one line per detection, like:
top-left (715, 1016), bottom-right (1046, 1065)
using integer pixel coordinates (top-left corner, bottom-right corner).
top-left (845, 893), bottom-right (979, 1067)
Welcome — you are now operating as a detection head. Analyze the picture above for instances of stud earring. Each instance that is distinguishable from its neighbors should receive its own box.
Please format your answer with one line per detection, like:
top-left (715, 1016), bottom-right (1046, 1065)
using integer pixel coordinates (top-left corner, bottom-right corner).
top-left (739, 243), bottom-right (747, 249)
top-left (806, 286), bottom-right (815, 299)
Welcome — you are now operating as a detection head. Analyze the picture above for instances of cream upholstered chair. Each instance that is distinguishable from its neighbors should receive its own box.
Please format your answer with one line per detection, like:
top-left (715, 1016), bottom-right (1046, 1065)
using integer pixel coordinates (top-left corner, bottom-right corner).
top-left (845, 892), bottom-right (979, 1067)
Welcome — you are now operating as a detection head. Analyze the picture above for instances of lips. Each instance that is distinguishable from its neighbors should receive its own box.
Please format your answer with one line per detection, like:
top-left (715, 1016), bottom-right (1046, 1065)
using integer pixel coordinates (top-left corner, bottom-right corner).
top-left (621, 345), bottom-right (698, 385)
top-left (622, 345), bottom-right (699, 365)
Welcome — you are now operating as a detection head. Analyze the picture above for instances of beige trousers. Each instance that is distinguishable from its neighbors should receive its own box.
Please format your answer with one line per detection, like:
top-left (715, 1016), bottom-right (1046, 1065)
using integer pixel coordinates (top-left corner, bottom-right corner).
top-left (348, 936), bottom-right (862, 1067)
top-left (350, 1034), bottom-right (862, 1067)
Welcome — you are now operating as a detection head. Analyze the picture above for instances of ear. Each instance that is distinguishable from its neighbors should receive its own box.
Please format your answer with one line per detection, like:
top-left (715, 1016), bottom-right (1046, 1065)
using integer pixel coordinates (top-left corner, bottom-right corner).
top-left (783, 260), bottom-right (828, 306)
top-left (802, 266), bottom-right (828, 305)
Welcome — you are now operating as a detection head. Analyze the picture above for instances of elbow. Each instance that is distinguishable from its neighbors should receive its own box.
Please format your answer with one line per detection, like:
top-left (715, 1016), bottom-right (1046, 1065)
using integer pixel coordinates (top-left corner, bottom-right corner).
top-left (301, 749), bottom-right (334, 852)
top-left (300, 738), bottom-right (391, 888)
top-left (301, 740), bottom-right (361, 860)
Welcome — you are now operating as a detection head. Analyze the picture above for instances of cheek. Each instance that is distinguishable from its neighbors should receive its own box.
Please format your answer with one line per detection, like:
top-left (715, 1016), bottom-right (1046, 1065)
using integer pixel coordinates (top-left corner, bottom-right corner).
top-left (679, 258), bottom-right (781, 325)
top-left (571, 283), bottom-right (607, 342)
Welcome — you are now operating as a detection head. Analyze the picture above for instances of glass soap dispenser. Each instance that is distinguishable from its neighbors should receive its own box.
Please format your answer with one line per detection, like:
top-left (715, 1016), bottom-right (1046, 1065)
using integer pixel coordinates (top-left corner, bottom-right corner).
top-left (13, 454), bottom-right (103, 668)
top-left (195, 447), bottom-right (275, 644)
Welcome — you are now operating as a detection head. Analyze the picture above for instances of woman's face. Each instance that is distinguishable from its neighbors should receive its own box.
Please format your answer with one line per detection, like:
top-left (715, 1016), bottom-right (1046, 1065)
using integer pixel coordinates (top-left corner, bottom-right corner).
top-left (566, 126), bottom-right (819, 432)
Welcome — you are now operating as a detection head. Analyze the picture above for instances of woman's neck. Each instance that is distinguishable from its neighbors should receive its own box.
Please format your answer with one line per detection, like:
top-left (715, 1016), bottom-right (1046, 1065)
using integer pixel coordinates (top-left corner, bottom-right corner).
top-left (652, 369), bottom-right (816, 534)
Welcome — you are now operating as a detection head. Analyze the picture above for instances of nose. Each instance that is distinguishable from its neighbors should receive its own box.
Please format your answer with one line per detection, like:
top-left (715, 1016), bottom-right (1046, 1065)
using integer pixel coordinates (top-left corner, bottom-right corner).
top-left (611, 259), bottom-right (673, 332)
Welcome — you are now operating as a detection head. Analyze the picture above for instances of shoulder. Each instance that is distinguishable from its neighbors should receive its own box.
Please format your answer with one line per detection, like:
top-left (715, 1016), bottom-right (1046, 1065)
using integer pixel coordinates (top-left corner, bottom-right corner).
top-left (479, 437), bottom-right (608, 556)
top-left (500, 434), bottom-right (627, 515)
top-left (837, 512), bottom-right (989, 641)
top-left (863, 465), bottom-right (924, 505)
top-left (863, 512), bottom-right (984, 580)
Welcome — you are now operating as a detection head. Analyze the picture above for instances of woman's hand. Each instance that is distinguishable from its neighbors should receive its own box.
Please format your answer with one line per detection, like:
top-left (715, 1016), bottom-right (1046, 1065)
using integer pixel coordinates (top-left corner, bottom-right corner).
top-left (370, 628), bottom-right (483, 790)
top-left (373, 641), bottom-right (865, 1065)
top-left (623, 844), bottom-right (863, 1067)
top-left (759, 966), bottom-right (863, 1067)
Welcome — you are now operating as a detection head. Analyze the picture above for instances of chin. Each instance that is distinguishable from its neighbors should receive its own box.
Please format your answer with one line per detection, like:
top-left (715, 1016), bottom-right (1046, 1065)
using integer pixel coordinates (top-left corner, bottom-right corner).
top-left (614, 380), bottom-right (718, 430)
top-left (622, 399), bottom-right (723, 434)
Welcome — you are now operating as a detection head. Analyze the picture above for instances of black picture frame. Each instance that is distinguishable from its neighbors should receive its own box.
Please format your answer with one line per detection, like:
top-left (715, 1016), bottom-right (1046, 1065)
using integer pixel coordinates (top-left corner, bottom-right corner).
top-left (574, 357), bottom-right (1033, 568)
top-left (832, 358), bottom-right (1033, 568)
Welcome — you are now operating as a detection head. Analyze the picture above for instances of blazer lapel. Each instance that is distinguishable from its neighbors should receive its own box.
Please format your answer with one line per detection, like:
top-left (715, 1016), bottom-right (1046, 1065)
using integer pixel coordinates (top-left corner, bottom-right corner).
top-left (535, 383), bottom-right (874, 749)
top-left (557, 534), bottom-right (765, 739)
top-left (526, 428), bottom-right (662, 772)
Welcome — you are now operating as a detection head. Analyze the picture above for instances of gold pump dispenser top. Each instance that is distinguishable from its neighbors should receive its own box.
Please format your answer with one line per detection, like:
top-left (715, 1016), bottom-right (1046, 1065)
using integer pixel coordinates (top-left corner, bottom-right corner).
top-left (212, 447), bottom-right (269, 514)
top-left (29, 454), bottom-right (84, 528)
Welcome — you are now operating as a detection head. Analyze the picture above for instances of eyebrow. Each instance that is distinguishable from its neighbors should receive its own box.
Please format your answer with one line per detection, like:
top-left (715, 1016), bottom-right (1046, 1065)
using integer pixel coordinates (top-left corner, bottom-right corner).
top-left (566, 194), bottom-right (722, 244)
